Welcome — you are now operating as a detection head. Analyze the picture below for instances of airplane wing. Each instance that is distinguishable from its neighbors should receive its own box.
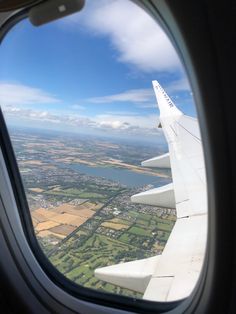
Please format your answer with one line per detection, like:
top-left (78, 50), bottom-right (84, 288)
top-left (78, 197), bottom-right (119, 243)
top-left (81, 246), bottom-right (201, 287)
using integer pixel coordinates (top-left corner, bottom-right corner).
top-left (95, 81), bottom-right (207, 302)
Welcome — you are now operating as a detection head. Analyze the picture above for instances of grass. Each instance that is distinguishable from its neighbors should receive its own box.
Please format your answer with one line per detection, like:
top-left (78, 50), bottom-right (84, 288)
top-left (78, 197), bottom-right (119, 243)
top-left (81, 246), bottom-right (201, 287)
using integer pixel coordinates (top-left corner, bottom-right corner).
top-left (44, 188), bottom-right (107, 200)
top-left (46, 207), bottom-right (176, 298)
top-left (157, 222), bottom-right (173, 232)
top-left (64, 188), bottom-right (83, 194)
top-left (64, 232), bottom-right (142, 296)
top-left (128, 226), bottom-right (152, 237)
top-left (44, 190), bottom-right (82, 197)
top-left (78, 192), bottom-right (106, 199)
top-left (136, 219), bottom-right (149, 226)
top-left (128, 211), bottom-right (139, 218)
top-left (118, 233), bottom-right (131, 243)
top-left (137, 213), bottom-right (152, 221)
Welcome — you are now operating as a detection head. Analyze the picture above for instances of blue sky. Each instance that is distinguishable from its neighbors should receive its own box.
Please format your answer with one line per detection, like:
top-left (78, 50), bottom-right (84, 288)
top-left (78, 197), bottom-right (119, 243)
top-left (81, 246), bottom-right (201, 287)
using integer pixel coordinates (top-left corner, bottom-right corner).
top-left (0, 0), bottom-right (195, 143)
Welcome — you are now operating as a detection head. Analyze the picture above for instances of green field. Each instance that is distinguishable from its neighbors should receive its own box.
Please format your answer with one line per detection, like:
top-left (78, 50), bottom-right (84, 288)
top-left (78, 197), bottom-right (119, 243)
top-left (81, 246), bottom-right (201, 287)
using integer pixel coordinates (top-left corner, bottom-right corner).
top-left (118, 233), bottom-right (131, 243)
top-left (128, 226), bottom-right (152, 237)
top-left (36, 179), bottom-right (175, 298)
top-left (44, 189), bottom-right (83, 197)
top-left (47, 208), bottom-right (176, 298)
top-left (44, 189), bottom-right (107, 199)
top-left (78, 192), bottom-right (105, 199)
top-left (49, 233), bottom-right (146, 297)
top-left (157, 222), bottom-right (173, 231)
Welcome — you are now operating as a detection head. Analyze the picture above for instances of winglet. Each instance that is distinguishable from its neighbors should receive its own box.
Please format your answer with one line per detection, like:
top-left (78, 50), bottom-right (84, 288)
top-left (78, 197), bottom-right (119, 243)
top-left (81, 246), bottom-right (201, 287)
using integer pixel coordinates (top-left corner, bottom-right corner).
top-left (152, 80), bottom-right (182, 117)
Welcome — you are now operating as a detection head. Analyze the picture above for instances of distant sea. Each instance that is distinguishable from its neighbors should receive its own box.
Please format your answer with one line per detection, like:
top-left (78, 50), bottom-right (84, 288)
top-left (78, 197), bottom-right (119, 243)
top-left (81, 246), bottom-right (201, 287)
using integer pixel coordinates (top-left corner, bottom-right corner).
top-left (68, 163), bottom-right (171, 188)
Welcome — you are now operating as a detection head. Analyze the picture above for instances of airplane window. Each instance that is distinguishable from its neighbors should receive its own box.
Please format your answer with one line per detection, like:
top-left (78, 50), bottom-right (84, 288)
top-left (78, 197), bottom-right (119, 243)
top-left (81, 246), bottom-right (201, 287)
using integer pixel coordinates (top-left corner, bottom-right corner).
top-left (0, 0), bottom-right (207, 303)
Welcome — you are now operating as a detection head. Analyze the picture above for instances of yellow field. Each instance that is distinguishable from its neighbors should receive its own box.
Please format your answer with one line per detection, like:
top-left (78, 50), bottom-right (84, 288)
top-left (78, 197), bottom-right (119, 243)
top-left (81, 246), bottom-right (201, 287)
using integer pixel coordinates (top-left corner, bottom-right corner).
top-left (35, 221), bottom-right (61, 232)
top-left (42, 165), bottom-right (57, 170)
top-left (32, 208), bottom-right (58, 223)
top-left (53, 157), bottom-right (74, 163)
top-left (73, 158), bottom-right (97, 166)
top-left (75, 208), bottom-right (96, 218)
top-left (48, 185), bottom-right (60, 189)
top-left (78, 202), bottom-right (102, 211)
top-left (29, 188), bottom-right (44, 193)
top-left (52, 204), bottom-right (96, 218)
top-left (32, 201), bottom-right (98, 239)
top-left (51, 186), bottom-right (62, 191)
top-left (37, 230), bottom-right (65, 239)
top-left (22, 160), bottom-right (44, 165)
top-left (32, 218), bottom-right (37, 227)
top-left (51, 213), bottom-right (87, 227)
top-left (101, 222), bottom-right (129, 230)
top-left (109, 218), bottom-right (130, 225)
top-left (49, 224), bottom-right (77, 236)
top-left (101, 159), bottom-right (169, 178)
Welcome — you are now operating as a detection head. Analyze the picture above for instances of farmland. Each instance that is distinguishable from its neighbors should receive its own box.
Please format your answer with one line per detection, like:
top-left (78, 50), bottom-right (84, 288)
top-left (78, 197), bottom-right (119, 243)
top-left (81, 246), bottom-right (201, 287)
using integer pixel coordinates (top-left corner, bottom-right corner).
top-left (10, 128), bottom-right (175, 299)
top-left (32, 200), bottom-right (101, 240)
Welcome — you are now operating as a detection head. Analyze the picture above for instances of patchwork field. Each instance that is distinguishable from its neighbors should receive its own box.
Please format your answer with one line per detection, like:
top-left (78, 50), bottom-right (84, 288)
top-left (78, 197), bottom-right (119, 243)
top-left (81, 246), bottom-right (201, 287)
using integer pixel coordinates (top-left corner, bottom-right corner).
top-left (32, 200), bottom-right (101, 239)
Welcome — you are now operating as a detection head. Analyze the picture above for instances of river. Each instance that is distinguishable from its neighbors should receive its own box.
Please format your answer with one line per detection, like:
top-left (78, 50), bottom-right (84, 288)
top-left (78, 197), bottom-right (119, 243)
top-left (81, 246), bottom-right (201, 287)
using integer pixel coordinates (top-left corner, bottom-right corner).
top-left (68, 163), bottom-right (171, 188)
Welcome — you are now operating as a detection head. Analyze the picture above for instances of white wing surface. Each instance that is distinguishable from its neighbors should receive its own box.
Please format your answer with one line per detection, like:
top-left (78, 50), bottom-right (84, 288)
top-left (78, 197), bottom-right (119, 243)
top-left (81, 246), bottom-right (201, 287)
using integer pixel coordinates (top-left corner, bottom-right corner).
top-left (95, 81), bottom-right (207, 301)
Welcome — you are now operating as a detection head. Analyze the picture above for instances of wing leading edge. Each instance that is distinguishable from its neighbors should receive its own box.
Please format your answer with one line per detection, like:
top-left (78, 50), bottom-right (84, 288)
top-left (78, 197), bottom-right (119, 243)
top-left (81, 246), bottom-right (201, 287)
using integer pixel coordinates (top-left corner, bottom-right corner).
top-left (95, 81), bottom-right (207, 301)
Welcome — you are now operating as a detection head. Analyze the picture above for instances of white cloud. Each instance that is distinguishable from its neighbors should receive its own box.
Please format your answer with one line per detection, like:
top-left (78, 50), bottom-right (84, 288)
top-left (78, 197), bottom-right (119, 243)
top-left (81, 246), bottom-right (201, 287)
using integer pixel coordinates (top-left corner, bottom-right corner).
top-left (0, 82), bottom-right (60, 106)
top-left (62, 0), bottom-right (182, 73)
top-left (104, 111), bottom-right (140, 116)
top-left (88, 88), bottom-right (153, 103)
top-left (166, 77), bottom-right (191, 93)
top-left (3, 106), bottom-right (162, 138)
top-left (94, 113), bottom-right (160, 130)
top-left (136, 103), bottom-right (157, 109)
top-left (3, 106), bottom-right (61, 123)
top-left (99, 120), bottom-right (129, 129)
top-left (87, 77), bottom-right (191, 106)
top-left (94, 114), bottom-right (161, 137)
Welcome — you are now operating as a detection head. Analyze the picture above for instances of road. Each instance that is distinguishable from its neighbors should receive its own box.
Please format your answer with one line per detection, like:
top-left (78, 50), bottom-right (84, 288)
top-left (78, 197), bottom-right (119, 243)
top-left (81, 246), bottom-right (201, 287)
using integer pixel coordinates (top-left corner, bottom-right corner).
top-left (47, 188), bottom-right (127, 257)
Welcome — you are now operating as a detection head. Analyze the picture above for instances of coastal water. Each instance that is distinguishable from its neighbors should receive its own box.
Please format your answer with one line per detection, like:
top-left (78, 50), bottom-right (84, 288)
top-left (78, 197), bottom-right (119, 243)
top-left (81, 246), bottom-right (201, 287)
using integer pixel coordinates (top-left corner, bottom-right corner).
top-left (68, 163), bottom-right (171, 188)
